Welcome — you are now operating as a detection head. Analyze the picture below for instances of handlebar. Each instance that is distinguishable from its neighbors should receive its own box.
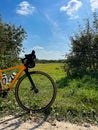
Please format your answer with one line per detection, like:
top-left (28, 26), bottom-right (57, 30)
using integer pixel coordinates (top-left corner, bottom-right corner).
top-left (25, 50), bottom-right (36, 59)
top-left (21, 50), bottom-right (36, 68)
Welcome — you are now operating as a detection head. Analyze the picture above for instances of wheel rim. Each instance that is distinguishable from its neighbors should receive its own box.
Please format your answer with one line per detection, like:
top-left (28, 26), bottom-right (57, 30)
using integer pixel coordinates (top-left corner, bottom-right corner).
top-left (15, 71), bottom-right (56, 112)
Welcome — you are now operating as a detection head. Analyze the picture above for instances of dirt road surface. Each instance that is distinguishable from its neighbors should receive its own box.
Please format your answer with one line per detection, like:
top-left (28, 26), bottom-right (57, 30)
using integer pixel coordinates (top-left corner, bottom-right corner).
top-left (0, 115), bottom-right (98, 130)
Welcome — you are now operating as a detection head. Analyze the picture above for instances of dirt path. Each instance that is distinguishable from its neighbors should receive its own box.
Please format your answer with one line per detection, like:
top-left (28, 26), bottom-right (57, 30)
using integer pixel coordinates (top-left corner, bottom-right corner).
top-left (0, 115), bottom-right (98, 130)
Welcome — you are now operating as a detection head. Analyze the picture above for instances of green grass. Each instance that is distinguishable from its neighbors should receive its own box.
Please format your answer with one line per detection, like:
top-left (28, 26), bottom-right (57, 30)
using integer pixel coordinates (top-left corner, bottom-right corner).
top-left (34, 63), bottom-right (98, 123)
top-left (0, 63), bottom-right (98, 124)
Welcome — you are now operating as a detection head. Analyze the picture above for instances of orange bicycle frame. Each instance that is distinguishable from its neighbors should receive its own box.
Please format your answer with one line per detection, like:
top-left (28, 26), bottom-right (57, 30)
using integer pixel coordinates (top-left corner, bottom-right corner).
top-left (0, 64), bottom-right (26, 90)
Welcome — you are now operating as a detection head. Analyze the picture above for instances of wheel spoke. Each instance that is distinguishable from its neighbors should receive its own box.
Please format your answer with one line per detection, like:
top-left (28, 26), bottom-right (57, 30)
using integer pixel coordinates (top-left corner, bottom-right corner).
top-left (15, 71), bottom-right (56, 112)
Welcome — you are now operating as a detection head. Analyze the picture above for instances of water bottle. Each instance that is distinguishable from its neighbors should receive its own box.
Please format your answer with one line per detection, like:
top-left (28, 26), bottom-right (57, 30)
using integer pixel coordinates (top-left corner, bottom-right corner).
top-left (9, 72), bottom-right (16, 83)
top-left (2, 74), bottom-right (8, 85)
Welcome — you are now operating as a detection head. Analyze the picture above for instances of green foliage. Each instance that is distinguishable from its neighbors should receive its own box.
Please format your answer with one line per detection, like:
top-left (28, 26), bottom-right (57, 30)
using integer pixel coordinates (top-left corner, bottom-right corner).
top-left (56, 67), bottom-right (98, 123)
top-left (0, 63), bottom-right (98, 124)
top-left (66, 12), bottom-right (98, 76)
top-left (0, 16), bottom-right (26, 69)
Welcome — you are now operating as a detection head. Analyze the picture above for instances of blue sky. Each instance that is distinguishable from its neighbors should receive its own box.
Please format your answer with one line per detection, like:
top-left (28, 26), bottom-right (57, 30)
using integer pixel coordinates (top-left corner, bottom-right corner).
top-left (0, 0), bottom-right (98, 60)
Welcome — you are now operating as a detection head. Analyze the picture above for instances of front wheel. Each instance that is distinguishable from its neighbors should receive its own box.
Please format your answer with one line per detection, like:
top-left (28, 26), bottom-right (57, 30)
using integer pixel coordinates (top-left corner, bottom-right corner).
top-left (15, 71), bottom-right (57, 112)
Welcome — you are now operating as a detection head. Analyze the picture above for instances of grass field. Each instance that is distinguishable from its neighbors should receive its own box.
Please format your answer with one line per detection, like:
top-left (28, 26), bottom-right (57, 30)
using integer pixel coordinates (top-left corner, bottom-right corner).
top-left (33, 63), bottom-right (98, 124)
top-left (0, 63), bottom-right (98, 124)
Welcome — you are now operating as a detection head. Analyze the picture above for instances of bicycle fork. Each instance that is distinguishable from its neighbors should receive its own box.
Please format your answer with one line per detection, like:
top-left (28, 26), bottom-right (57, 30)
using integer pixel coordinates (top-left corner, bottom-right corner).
top-left (24, 69), bottom-right (38, 93)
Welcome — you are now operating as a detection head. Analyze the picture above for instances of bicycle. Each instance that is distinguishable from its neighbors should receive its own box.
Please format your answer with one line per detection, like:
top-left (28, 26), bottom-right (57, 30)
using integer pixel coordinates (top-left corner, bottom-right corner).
top-left (0, 50), bottom-right (57, 113)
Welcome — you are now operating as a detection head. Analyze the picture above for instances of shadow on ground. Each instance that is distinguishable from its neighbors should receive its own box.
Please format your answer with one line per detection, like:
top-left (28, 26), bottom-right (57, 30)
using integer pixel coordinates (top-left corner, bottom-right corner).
top-left (0, 110), bottom-right (51, 130)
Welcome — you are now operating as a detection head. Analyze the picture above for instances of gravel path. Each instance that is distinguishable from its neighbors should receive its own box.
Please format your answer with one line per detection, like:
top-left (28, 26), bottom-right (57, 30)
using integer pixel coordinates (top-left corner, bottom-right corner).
top-left (0, 115), bottom-right (98, 130)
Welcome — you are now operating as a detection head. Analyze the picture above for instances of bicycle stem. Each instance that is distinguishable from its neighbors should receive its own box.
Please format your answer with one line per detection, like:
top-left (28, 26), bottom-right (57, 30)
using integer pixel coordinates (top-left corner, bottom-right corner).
top-left (24, 69), bottom-right (38, 93)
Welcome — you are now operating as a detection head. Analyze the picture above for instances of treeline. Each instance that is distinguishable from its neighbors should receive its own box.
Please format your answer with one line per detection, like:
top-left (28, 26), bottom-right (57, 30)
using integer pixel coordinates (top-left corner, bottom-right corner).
top-left (65, 12), bottom-right (98, 76)
top-left (36, 59), bottom-right (65, 63)
top-left (0, 16), bottom-right (26, 69)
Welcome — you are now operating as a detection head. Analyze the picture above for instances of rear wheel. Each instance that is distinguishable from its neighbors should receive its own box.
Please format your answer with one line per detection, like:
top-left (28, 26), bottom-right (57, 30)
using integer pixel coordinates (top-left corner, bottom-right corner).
top-left (15, 71), bottom-right (56, 112)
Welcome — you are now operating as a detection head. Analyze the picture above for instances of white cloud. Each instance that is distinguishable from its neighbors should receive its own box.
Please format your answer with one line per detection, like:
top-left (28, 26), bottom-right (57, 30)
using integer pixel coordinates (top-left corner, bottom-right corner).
top-left (90, 0), bottom-right (98, 12)
top-left (16, 1), bottom-right (36, 15)
top-left (36, 49), bottom-right (65, 60)
top-left (33, 45), bottom-right (44, 50)
top-left (60, 0), bottom-right (82, 19)
top-left (32, 45), bottom-right (65, 60)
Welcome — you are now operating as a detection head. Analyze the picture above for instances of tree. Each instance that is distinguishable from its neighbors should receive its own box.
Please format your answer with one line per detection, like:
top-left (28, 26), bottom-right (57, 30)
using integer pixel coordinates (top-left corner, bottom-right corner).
top-left (66, 12), bottom-right (98, 76)
top-left (0, 16), bottom-right (26, 69)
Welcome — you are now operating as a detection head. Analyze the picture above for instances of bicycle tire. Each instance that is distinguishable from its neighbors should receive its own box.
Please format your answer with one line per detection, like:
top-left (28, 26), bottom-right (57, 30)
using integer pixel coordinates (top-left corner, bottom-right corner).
top-left (15, 71), bottom-right (57, 112)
